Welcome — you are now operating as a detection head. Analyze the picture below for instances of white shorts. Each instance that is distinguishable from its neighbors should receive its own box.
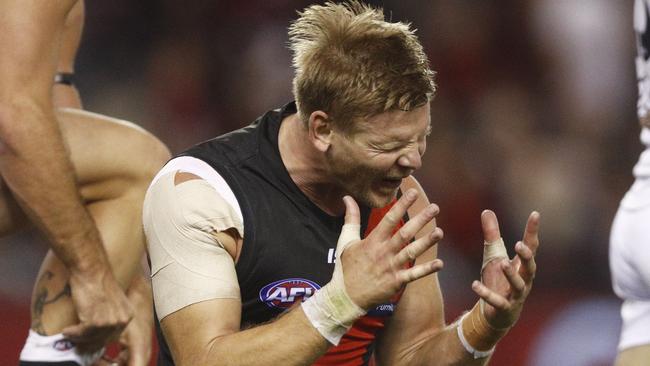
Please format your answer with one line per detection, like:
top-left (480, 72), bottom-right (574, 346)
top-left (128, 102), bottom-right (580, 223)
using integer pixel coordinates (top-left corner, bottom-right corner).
top-left (19, 330), bottom-right (104, 366)
top-left (610, 177), bottom-right (650, 350)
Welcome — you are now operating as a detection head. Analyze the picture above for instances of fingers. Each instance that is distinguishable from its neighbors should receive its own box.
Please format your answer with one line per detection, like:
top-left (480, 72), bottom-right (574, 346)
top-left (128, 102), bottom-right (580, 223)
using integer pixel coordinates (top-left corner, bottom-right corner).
top-left (398, 259), bottom-right (444, 283)
top-left (394, 227), bottom-right (443, 266)
top-left (481, 210), bottom-right (501, 243)
top-left (389, 203), bottom-right (439, 250)
top-left (337, 196), bottom-right (362, 254)
top-left (63, 323), bottom-right (123, 353)
top-left (501, 260), bottom-right (526, 299)
top-left (372, 189), bottom-right (419, 239)
top-left (475, 258), bottom-right (527, 312)
top-left (513, 211), bottom-right (540, 280)
top-left (121, 339), bottom-right (149, 366)
top-left (471, 280), bottom-right (510, 310)
top-left (124, 347), bottom-right (142, 366)
top-left (522, 211), bottom-right (540, 255)
top-left (515, 241), bottom-right (537, 283)
top-left (62, 323), bottom-right (86, 340)
top-left (94, 356), bottom-right (121, 366)
top-left (342, 195), bottom-right (361, 226)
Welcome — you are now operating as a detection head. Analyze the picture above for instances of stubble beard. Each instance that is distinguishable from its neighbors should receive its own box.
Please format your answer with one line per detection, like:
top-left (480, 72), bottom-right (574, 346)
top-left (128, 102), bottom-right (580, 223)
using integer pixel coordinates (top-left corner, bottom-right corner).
top-left (327, 153), bottom-right (396, 209)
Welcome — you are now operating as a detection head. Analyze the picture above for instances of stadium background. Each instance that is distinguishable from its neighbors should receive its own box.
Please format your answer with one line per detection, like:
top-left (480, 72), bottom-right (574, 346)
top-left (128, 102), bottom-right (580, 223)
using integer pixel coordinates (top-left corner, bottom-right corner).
top-left (0, 1), bottom-right (636, 364)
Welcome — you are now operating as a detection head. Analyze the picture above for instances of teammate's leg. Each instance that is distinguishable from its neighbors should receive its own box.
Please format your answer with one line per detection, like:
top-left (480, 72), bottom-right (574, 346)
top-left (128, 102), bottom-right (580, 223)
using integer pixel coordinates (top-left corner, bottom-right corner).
top-left (14, 109), bottom-right (169, 364)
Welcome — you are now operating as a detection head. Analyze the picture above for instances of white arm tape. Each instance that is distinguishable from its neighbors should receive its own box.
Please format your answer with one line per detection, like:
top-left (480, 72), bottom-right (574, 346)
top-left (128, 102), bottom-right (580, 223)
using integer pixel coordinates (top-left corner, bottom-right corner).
top-left (143, 171), bottom-right (242, 320)
top-left (301, 223), bottom-right (366, 345)
top-left (482, 237), bottom-right (508, 271)
top-left (455, 313), bottom-right (495, 359)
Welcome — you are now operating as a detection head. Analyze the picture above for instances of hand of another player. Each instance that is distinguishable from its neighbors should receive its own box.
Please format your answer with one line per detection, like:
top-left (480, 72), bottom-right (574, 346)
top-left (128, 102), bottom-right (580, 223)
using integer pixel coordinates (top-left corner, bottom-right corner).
top-left (472, 210), bottom-right (540, 330)
top-left (63, 268), bottom-right (133, 353)
top-left (113, 275), bottom-right (153, 366)
top-left (90, 275), bottom-right (152, 366)
top-left (339, 189), bottom-right (444, 310)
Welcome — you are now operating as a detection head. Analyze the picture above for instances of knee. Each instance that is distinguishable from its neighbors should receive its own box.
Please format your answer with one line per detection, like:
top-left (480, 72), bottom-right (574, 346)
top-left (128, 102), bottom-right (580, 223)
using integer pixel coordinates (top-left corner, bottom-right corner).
top-left (118, 133), bottom-right (171, 201)
top-left (133, 132), bottom-right (172, 185)
top-left (77, 124), bottom-right (171, 203)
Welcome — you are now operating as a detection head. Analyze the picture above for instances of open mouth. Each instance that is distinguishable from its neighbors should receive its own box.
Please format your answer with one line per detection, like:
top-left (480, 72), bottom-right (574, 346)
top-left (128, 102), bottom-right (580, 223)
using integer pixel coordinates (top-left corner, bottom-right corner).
top-left (380, 177), bottom-right (403, 188)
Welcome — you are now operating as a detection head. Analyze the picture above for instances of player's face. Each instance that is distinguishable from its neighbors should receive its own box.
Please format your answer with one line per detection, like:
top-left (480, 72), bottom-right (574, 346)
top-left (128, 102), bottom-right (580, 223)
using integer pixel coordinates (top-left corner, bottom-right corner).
top-left (327, 104), bottom-right (431, 208)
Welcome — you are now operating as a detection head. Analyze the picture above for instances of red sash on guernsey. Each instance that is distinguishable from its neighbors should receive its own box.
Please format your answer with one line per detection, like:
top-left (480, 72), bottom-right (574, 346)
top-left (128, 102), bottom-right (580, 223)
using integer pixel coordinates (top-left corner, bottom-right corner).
top-left (313, 199), bottom-right (408, 366)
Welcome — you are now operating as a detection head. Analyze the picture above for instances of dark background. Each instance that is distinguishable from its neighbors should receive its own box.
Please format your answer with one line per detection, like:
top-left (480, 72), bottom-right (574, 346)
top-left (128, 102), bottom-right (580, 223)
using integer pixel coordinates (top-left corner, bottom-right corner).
top-left (0, 1), bottom-right (637, 365)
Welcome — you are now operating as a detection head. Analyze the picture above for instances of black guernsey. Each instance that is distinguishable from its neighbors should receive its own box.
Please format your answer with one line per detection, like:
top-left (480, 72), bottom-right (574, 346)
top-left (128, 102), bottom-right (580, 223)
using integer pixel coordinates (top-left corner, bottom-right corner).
top-left (155, 102), bottom-right (406, 366)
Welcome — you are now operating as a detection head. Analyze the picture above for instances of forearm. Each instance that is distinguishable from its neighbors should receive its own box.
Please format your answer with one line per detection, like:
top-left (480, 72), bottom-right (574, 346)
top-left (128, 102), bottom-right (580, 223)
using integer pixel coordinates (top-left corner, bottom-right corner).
top-left (168, 306), bottom-right (330, 366)
top-left (400, 324), bottom-right (493, 366)
top-left (388, 299), bottom-right (513, 366)
top-left (0, 98), bottom-right (109, 274)
top-left (126, 270), bottom-right (152, 314)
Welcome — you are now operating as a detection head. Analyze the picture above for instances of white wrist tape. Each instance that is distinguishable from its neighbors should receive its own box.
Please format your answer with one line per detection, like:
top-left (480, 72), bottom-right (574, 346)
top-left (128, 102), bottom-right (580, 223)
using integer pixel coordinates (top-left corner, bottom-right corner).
top-left (301, 223), bottom-right (366, 345)
top-left (481, 237), bottom-right (508, 271)
top-left (455, 313), bottom-right (495, 359)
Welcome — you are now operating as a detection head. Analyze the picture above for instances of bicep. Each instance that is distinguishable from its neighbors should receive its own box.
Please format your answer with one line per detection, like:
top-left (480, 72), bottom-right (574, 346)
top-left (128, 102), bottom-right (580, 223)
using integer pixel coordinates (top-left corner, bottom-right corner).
top-left (143, 170), bottom-right (245, 364)
top-left (162, 298), bottom-right (242, 366)
top-left (375, 176), bottom-right (445, 364)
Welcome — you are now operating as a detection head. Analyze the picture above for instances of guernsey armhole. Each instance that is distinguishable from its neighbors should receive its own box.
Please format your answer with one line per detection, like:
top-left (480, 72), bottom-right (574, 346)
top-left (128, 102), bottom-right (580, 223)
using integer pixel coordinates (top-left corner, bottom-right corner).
top-left (152, 156), bottom-right (244, 225)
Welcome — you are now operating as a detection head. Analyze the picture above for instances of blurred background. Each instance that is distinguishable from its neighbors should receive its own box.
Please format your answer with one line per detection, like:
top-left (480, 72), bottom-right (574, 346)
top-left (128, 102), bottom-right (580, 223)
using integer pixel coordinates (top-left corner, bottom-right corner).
top-left (0, 0), bottom-right (638, 365)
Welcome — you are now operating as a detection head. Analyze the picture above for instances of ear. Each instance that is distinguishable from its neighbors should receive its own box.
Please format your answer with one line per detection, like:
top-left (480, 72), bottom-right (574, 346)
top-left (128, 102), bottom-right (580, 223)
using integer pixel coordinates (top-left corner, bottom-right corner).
top-left (308, 110), bottom-right (333, 153)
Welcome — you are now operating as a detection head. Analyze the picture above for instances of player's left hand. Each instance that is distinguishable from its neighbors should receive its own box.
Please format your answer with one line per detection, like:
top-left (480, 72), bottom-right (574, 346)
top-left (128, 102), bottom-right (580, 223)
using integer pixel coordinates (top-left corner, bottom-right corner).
top-left (94, 275), bottom-right (153, 366)
top-left (471, 210), bottom-right (540, 330)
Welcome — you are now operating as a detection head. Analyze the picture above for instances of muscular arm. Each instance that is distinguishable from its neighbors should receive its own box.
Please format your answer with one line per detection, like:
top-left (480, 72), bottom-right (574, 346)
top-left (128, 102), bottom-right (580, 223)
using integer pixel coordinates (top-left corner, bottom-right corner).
top-left (149, 172), bottom-right (329, 365)
top-left (0, 0), bottom-right (130, 345)
top-left (0, 0), bottom-right (109, 287)
top-left (163, 298), bottom-right (329, 366)
top-left (146, 172), bottom-right (443, 366)
top-left (376, 176), bottom-right (486, 366)
top-left (377, 176), bottom-right (540, 366)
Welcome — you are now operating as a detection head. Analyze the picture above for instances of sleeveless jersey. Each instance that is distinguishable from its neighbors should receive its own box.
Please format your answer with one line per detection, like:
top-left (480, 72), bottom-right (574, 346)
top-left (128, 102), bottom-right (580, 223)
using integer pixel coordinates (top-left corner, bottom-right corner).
top-left (155, 102), bottom-right (407, 366)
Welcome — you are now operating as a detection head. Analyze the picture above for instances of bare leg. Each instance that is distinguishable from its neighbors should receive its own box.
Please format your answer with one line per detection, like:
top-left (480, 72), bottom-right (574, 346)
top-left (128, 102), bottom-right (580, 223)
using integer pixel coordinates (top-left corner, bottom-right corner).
top-left (6, 108), bottom-right (170, 337)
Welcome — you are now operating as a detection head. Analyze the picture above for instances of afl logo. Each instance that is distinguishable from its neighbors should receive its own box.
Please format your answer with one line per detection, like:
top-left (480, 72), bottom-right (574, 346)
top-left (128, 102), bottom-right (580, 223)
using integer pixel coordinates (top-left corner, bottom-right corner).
top-left (259, 278), bottom-right (321, 309)
top-left (53, 339), bottom-right (74, 351)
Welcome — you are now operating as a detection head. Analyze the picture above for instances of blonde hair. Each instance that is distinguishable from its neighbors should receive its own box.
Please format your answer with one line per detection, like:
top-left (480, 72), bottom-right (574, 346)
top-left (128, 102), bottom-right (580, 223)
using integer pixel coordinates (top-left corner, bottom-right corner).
top-left (289, 1), bottom-right (436, 132)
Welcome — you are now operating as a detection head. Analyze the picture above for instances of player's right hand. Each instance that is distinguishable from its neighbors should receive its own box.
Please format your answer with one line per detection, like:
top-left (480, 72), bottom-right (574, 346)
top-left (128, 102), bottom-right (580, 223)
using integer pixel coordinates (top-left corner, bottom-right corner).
top-left (62, 268), bottom-right (133, 353)
top-left (339, 189), bottom-right (444, 310)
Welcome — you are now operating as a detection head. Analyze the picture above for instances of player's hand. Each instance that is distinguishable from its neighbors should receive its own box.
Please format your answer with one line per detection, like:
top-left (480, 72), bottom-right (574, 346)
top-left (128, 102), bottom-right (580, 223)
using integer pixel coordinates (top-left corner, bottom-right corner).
top-left (472, 210), bottom-right (540, 329)
top-left (339, 189), bottom-right (444, 310)
top-left (63, 268), bottom-right (133, 353)
top-left (90, 275), bottom-right (151, 366)
top-left (113, 276), bottom-right (153, 366)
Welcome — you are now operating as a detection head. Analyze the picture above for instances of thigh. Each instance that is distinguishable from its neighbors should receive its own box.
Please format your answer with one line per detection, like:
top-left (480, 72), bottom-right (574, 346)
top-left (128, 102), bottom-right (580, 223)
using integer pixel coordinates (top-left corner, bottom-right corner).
top-left (27, 109), bottom-right (169, 333)
top-left (57, 108), bottom-right (170, 203)
top-left (0, 108), bottom-right (169, 237)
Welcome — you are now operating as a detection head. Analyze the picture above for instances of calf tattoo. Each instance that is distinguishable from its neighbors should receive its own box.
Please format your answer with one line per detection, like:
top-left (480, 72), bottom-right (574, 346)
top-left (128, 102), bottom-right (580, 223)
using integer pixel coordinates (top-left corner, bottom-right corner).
top-left (31, 271), bottom-right (71, 334)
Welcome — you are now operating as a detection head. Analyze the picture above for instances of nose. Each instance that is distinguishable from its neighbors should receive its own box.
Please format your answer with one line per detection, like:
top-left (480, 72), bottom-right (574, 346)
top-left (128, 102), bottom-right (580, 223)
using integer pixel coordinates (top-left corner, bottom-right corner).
top-left (397, 146), bottom-right (422, 170)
